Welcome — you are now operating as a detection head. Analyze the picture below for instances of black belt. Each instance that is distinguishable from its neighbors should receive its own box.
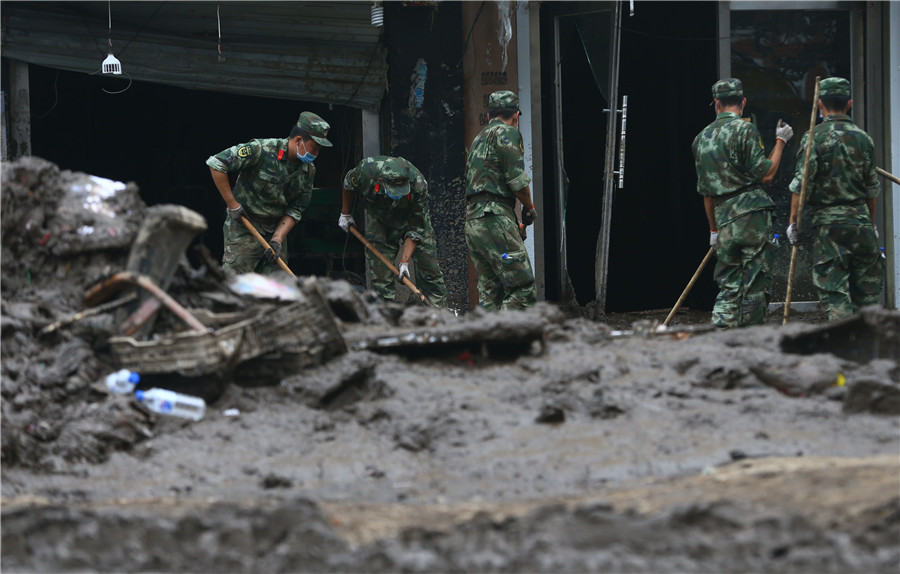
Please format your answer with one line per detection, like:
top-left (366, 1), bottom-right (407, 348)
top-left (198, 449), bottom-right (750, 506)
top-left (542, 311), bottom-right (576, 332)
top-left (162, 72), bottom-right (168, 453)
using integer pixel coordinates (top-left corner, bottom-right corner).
top-left (467, 191), bottom-right (515, 208)
top-left (714, 184), bottom-right (760, 206)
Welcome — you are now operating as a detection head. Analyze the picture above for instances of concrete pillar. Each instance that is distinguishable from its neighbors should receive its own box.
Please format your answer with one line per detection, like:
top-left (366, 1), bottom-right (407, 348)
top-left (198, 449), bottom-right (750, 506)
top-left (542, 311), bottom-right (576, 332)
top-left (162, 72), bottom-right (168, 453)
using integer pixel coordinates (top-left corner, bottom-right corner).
top-left (516, 1), bottom-right (541, 298)
top-left (361, 109), bottom-right (380, 158)
top-left (887, 2), bottom-right (900, 309)
top-left (9, 59), bottom-right (32, 159)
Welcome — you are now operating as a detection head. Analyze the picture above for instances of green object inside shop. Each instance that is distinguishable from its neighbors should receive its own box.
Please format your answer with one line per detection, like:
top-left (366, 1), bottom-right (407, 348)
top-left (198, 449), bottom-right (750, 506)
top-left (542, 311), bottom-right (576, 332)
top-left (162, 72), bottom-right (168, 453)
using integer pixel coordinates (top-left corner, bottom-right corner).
top-left (289, 187), bottom-right (363, 263)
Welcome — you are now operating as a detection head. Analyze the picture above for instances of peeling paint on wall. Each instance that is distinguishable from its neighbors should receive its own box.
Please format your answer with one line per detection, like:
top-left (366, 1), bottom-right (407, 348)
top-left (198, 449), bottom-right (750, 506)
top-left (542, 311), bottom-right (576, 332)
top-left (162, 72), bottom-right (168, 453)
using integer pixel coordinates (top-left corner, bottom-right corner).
top-left (389, 2), bottom-right (467, 310)
top-left (497, 1), bottom-right (513, 71)
top-left (408, 58), bottom-right (427, 115)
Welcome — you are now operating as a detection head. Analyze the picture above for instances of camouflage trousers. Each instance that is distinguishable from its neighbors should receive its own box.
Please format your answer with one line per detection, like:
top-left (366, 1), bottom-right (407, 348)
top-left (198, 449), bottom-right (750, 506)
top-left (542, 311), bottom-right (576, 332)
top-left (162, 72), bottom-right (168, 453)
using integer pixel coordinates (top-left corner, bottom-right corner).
top-left (465, 212), bottom-right (536, 311)
top-left (221, 217), bottom-right (286, 275)
top-left (712, 210), bottom-right (773, 328)
top-left (811, 223), bottom-right (883, 321)
top-left (364, 214), bottom-right (447, 308)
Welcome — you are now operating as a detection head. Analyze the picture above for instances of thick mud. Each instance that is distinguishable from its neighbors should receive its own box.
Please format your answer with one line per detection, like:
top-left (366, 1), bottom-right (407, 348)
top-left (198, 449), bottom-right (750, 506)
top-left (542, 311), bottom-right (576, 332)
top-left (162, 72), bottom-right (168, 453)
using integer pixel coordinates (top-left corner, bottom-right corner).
top-left (2, 158), bottom-right (899, 573)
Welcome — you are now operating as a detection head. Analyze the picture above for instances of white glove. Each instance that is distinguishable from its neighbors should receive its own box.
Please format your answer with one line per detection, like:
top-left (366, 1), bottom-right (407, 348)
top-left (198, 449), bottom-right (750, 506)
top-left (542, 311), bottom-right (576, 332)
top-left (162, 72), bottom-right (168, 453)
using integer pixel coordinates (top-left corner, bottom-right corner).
top-left (709, 230), bottom-right (718, 249)
top-left (786, 223), bottom-right (800, 245)
top-left (338, 213), bottom-right (356, 233)
top-left (227, 204), bottom-right (245, 222)
top-left (776, 119), bottom-right (794, 143)
top-left (397, 261), bottom-right (410, 282)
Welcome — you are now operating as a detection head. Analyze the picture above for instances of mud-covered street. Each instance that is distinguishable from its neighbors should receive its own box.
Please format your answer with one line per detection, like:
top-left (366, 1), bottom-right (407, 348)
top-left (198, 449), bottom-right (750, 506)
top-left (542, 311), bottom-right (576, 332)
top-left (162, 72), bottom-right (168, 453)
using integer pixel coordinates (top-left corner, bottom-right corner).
top-left (2, 158), bottom-right (899, 573)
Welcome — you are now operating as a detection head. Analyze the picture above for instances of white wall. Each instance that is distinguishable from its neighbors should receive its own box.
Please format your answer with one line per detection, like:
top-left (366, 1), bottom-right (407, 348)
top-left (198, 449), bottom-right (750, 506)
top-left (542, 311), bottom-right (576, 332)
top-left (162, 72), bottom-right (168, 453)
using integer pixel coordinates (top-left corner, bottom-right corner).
top-left (890, 2), bottom-right (900, 309)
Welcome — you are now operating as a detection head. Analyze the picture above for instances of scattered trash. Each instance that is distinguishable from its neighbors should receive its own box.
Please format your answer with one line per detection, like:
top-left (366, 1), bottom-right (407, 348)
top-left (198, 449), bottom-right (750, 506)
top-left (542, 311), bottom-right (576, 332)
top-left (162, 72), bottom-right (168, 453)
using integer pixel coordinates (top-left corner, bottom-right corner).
top-left (223, 408), bottom-right (240, 417)
top-left (108, 276), bottom-right (347, 376)
top-left (105, 369), bottom-right (140, 394)
top-left (135, 388), bottom-right (206, 421)
top-left (229, 273), bottom-right (301, 301)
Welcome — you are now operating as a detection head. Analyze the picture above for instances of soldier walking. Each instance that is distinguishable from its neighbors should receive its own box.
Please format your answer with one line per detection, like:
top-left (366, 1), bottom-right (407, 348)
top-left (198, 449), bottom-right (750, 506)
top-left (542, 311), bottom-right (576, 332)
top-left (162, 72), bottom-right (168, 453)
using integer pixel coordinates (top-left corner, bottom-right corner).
top-left (465, 90), bottom-right (538, 311)
top-left (786, 77), bottom-right (883, 320)
top-left (338, 156), bottom-right (447, 307)
top-left (207, 111), bottom-right (331, 274)
top-left (692, 78), bottom-right (794, 328)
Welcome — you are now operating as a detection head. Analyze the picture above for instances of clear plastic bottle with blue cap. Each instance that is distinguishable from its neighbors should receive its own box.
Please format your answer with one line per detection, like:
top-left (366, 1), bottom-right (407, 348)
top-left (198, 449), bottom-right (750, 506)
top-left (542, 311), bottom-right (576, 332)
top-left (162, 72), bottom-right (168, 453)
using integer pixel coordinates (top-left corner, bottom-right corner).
top-left (771, 233), bottom-right (781, 246)
top-left (135, 388), bottom-right (206, 421)
top-left (105, 369), bottom-right (140, 394)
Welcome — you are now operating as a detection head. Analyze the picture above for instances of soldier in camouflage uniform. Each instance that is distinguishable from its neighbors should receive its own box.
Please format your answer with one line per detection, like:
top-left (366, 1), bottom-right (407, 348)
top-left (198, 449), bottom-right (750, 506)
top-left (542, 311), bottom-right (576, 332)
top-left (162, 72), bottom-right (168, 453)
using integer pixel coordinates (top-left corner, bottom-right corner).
top-left (464, 90), bottom-right (538, 311)
top-left (787, 77), bottom-right (883, 321)
top-left (692, 78), bottom-right (794, 328)
top-left (207, 111), bottom-right (331, 274)
top-left (337, 156), bottom-right (447, 307)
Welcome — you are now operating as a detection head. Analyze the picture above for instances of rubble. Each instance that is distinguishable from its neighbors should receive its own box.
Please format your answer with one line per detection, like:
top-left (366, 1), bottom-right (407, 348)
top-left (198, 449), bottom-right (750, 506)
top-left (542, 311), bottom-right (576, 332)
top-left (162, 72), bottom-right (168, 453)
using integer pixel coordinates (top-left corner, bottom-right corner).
top-left (2, 157), bottom-right (899, 572)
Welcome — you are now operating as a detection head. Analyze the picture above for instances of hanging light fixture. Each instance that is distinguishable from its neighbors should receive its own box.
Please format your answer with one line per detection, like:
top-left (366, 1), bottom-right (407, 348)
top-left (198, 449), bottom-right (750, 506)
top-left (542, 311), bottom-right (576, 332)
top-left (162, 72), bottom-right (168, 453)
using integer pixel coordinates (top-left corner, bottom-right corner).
top-left (102, 0), bottom-right (122, 74)
top-left (371, 1), bottom-right (384, 27)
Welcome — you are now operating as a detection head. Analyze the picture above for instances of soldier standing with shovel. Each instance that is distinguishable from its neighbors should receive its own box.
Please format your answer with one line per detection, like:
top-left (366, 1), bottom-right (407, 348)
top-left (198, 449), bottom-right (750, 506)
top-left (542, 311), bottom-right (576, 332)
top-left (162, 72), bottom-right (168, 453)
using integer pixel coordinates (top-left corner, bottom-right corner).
top-left (785, 77), bottom-right (884, 321)
top-left (692, 78), bottom-right (794, 328)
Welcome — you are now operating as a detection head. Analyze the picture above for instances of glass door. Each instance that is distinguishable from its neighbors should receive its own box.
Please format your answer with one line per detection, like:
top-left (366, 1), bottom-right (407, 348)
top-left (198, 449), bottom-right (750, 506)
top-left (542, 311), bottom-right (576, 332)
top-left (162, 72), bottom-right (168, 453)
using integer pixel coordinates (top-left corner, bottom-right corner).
top-left (725, 2), bottom-right (855, 304)
top-left (553, 1), bottom-right (624, 312)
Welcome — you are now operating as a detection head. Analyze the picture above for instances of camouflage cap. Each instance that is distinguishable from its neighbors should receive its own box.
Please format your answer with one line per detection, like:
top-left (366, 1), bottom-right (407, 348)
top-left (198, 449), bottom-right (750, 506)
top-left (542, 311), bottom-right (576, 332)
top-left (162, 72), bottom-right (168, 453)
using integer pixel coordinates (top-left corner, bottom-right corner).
top-left (712, 78), bottom-right (744, 99)
top-left (819, 77), bottom-right (850, 98)
top-left (488, 90), bottom-right (519, 112)
top-left (378, 157), bottom-right (411, 199)
top-left (297, 111), bottom-right (332, 147)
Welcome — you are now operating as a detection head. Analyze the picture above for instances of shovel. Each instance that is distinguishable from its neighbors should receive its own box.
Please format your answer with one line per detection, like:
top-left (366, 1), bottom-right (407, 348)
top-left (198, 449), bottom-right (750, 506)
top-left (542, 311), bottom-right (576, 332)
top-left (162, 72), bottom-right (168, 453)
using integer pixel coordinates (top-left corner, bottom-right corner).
top-left (664, 247), bottom-right (714, 326)
top-left (877, 167), bottom-right (900, 186)
top-left (784, 77), bottom-right (821, 325)
top-left (347, 225), bottom-right (432, 306)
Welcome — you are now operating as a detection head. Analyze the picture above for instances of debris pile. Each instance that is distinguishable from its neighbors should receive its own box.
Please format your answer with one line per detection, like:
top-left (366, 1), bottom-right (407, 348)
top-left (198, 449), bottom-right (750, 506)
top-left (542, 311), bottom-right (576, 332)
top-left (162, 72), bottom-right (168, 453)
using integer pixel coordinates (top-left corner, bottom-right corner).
top-left (0, 157), bottom-right (352, 469)
top-left (2, 157), bottom-right (899, 573)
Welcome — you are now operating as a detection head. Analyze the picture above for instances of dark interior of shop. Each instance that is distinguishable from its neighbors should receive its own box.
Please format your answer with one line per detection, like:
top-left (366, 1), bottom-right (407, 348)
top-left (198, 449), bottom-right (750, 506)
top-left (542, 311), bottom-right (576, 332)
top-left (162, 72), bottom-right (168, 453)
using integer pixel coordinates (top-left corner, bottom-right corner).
top-left (8, 1), bottom-right (720, 313)
top-left (540, 1), bottom-right (719, 312)
top-left (12, 62), bottom-right (366, 280)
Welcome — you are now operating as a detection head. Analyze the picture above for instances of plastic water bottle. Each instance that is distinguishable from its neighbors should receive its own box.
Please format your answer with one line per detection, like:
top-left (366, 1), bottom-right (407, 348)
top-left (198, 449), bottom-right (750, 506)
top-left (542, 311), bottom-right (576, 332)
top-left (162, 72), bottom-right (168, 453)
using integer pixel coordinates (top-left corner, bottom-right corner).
top-left (880, 247), bottom-right (886, 259)
top-left (771, 233), bottom-right (781, 246)
top-left (105, 369), bottom-right (140, 394)
top-left (135, 388), bottom-right (206, 421)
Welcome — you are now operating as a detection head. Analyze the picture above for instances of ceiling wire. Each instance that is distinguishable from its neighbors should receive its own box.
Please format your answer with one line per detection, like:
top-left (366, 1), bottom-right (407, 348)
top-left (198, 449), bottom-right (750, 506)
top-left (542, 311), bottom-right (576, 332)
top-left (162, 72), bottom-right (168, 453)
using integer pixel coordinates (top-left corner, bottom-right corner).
top-left (217, 4), bottom-right (225, 62)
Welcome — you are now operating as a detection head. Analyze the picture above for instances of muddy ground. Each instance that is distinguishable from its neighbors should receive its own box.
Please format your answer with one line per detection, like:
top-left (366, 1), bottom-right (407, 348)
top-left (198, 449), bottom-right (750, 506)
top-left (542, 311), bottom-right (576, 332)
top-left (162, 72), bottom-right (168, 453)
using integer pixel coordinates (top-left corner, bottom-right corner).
top-left (2, 157), bottom-right (899, 573)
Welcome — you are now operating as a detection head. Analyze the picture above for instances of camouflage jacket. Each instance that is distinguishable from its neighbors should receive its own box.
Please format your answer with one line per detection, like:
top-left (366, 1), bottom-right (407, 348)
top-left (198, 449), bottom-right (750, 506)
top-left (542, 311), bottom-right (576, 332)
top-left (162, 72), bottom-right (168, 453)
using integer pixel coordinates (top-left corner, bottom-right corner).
top-left (343, 156), bottom-right (430, 244)
top-left (789, 114), bottom-right (879, 226)
top-left (466, 118), bottom-right (530, 219)
top-left (692, 112), bottom-right (775, 228)
top-left (207, 138), bottom-right (314, 222)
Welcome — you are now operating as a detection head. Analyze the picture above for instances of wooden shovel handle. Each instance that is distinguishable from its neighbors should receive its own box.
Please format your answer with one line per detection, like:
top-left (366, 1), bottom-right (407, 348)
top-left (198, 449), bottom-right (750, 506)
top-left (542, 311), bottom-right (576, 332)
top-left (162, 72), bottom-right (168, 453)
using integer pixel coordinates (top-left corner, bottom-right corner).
top-left (347, 225), bottom-right (431, 306)
top-left (664, 247), bottom-right (714, 326)
top-left (240, 216), bottom-right (295, 277)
